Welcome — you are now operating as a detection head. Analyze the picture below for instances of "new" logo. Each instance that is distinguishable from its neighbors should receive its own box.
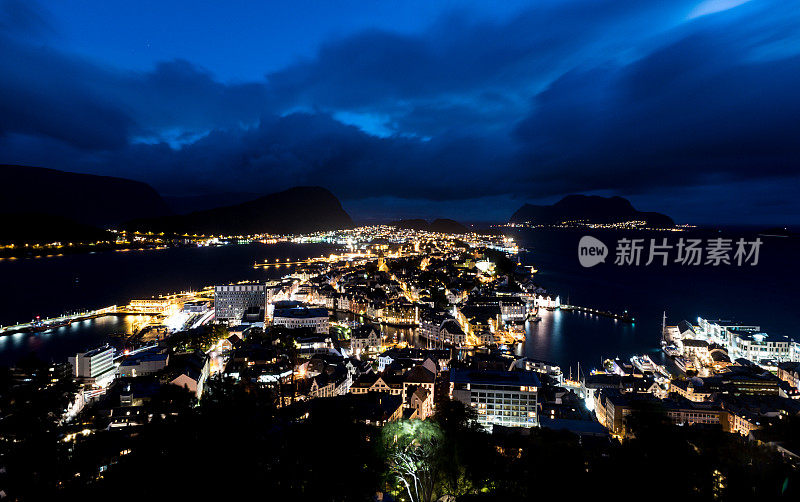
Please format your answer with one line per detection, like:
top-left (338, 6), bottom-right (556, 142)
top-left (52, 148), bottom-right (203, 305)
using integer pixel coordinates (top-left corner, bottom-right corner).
top-left (578, 236), bottom-right (608, 267)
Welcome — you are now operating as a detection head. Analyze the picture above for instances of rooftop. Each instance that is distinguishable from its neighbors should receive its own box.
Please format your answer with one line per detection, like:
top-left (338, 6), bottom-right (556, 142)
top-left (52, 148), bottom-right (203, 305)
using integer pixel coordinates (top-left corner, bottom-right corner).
top-left (450, 369), bottom-right (540, 387)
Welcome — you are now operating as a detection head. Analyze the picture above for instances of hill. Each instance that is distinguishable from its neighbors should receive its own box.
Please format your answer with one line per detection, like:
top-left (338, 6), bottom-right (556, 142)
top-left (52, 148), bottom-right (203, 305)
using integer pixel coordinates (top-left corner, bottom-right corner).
top-left (0, 165), bottom-right (171, 227)
top-left (509, 195), bottom-right (674, 227)
top-left (391, 218), bottom-right (469, 234)
top-left (0, 212), bottom-right (112, 244)
top-left (127, 186), bottom-right (353, 235)
top-left (163, 192), bottom-right (262, 215)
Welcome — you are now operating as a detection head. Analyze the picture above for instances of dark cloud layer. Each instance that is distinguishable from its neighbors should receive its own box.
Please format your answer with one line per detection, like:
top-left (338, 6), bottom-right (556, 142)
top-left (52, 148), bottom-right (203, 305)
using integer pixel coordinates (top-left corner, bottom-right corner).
top-left (1, 0), bottom-right (800, 223)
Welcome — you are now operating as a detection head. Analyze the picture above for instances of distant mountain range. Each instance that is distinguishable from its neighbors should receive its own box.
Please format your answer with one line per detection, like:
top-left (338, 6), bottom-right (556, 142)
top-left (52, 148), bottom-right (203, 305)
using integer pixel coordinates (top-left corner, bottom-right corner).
top-left (0, 165), bottom-right (354, 242)
top-left (128, 186), bottom-right (354, 235)
top-left (509, 195), bottom-right (674, 227)
top-left (162, 192), bottom-right (263, 215)
top-left (1, 166), bottom-right (679, 243)
top-left (0, 212), bottom-right (112, 244)
top-left (391, 218), bottom-right (469, 234)
top-left (0, 164), bottom-right (170, 226)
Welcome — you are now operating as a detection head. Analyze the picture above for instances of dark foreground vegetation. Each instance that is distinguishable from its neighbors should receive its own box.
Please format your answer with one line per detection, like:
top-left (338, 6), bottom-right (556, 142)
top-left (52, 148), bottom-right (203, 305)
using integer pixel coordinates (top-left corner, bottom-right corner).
top-left (2, 360), bottom-right (798, 502)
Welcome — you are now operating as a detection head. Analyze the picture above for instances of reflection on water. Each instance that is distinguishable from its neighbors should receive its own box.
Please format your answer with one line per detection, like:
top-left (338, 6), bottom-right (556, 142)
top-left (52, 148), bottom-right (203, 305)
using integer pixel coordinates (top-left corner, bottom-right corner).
top-left (0, 315), bottom-right (139, 366)
top-left (338, 309), bottom-right (658, 373)
top-left (0, 243), bottom-right (339, 367)
top-left (524, 309), bottom-right (649, 373)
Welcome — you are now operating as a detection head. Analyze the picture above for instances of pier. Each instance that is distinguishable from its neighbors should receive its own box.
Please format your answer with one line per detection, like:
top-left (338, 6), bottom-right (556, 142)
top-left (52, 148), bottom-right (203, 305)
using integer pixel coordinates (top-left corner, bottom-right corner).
top-left (0, 302), bottom-right (179, 337)
top-left (559, 305), bottom-right (635, 322)
top-left (0, 306), bottom-right (119, 336)
top-left (253, 258), bottom-right (317, 268)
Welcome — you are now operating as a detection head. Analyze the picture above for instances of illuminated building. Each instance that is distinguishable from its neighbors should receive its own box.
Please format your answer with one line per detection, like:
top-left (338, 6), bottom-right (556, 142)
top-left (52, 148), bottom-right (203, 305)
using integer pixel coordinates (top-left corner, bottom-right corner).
top-left (450, 369), bottom-right (540, 430)
top-left (68, 346), bottom-right (116, 388)
top-left (777, 362), bottom-right (800, 391)
top-left (350, 323), bottom-right (381, 354)
top-left (272, 306), bottom-right (329, 334)
top-left (117, 347), bottom-right (169, 377)
top-left (214, 283), bottom-right (267, 324)
top-left (595, 389), bottom-right (725, 437)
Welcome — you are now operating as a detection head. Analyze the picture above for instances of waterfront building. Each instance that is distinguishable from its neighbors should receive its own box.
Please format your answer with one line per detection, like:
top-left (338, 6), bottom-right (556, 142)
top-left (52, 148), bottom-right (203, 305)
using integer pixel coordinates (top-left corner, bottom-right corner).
top-left (214, 284), bottom-right (267, 324)
top-left (350, 323), bottom-right (381, 355)
top-left (129, 298), bottom-right (180, 315)
top-left (681, 338), bottom-right (711, 363)
top-left (454, 305), bottom-right (501, 336)
top-left (382, 300), bottom-right (418, 325)
top-left (440, 319), bottom-right (467, 346)
top-left (418, 310), bottom-right (465, 346)
top-left (513, 358), bottom-right (564, 385)
top-left (450, 369), bottom-right (540, 430)
top-left (595, 389), bottom-right (725, 437)
top-left (272, 306), bottom-right (329, 334)
top-left (697, 317), bottom-right (759, 346)
top-left (696, 317), bottom-right (791, 363)
top-left (68, 346), bottom-right (116, 388)
top-left (729, 331), bottom-right (791, 362)
top-left (468, 295), bottom-right (527, 323)
top-left (534, 294), bottom-right (560, 309)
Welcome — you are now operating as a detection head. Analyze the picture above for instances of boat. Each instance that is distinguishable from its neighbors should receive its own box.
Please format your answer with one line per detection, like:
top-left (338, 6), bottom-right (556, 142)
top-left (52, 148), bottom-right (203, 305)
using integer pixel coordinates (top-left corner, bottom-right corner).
top-left (28, 317), bottom-right (71, 332)
top-left (631, 354), bottom-right (657, 373)
top-left (674, 356), bottom-right (696, 373)
top-left (661, 343), bottom-right (681, 358)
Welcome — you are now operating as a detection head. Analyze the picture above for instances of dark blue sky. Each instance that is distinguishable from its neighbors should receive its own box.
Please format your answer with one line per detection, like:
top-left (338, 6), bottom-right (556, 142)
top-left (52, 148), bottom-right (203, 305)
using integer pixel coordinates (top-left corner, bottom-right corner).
top-left (1, 0), bottom-right (799, 224)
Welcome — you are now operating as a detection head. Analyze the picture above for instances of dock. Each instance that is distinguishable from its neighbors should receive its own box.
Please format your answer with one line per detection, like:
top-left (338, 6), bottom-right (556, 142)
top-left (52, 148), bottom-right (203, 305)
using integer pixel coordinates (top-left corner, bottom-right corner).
top-left (560, 305), bottom-right (635, 322)
top-left (0, 306), bottom-right (119, 336)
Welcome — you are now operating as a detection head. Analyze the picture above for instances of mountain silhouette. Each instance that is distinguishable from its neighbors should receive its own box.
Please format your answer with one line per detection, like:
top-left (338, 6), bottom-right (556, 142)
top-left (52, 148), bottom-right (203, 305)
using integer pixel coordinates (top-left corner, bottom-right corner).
top-left (509, 195), bottom-right (674, 227)
top-left (0, 164), bottom-right (171, 227)
top-left (127, 186), bottom-right (354, 235)
top-left (391, 218), bottom-right (469, 234)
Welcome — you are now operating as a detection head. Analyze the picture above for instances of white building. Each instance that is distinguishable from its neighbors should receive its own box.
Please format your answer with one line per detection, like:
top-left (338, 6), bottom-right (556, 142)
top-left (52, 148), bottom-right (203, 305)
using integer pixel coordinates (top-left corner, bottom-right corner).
top-left (450, 369), bottom-right (540, 430)
top-left (68, 346), bottom-right (116, 388)
top-left (350, 324), bottom-right (382, 355)
top-left (696, 317), bottom-right (791, 363)
top-left (499, 298), bottom-right (527, 322)
top-left (730, 332), bottom-right (790, 362)
top-left (535, 295), bottom-right (560, 309)
top-left (696, 318), bottom-right (760, 347)
top-left (272, 306), bottom-right (329, 334)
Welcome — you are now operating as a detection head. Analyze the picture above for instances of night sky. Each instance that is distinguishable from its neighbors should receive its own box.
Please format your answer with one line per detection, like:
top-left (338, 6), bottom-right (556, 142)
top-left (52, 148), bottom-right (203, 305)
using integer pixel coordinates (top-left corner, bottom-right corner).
top-left (1, 0), bottom-right (799, 224)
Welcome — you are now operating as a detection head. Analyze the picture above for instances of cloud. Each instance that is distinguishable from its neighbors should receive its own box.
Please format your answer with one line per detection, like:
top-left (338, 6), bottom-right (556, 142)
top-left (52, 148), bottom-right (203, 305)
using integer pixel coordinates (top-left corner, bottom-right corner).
top-left (514, 4), bottom-right (800, 195)
top-left (1, 0), bottom-right (800, 223)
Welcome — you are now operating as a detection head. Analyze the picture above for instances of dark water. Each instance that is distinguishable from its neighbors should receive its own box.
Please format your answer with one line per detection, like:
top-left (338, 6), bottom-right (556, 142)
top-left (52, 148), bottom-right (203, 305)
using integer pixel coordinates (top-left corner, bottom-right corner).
top-left (0, 315), bottom-right (139, 366)
top-left (509, 228), bottom-right (800, 372)
top-left (0, 243), bottom-right (339, 365)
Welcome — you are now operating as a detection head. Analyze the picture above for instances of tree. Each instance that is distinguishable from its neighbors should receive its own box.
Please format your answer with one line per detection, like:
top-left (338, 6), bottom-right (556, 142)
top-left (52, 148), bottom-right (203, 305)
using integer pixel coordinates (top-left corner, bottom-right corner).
top-left (433, 397), bottom-right (494, 497)
top-left (382, 420), bottom-right (444, 502)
